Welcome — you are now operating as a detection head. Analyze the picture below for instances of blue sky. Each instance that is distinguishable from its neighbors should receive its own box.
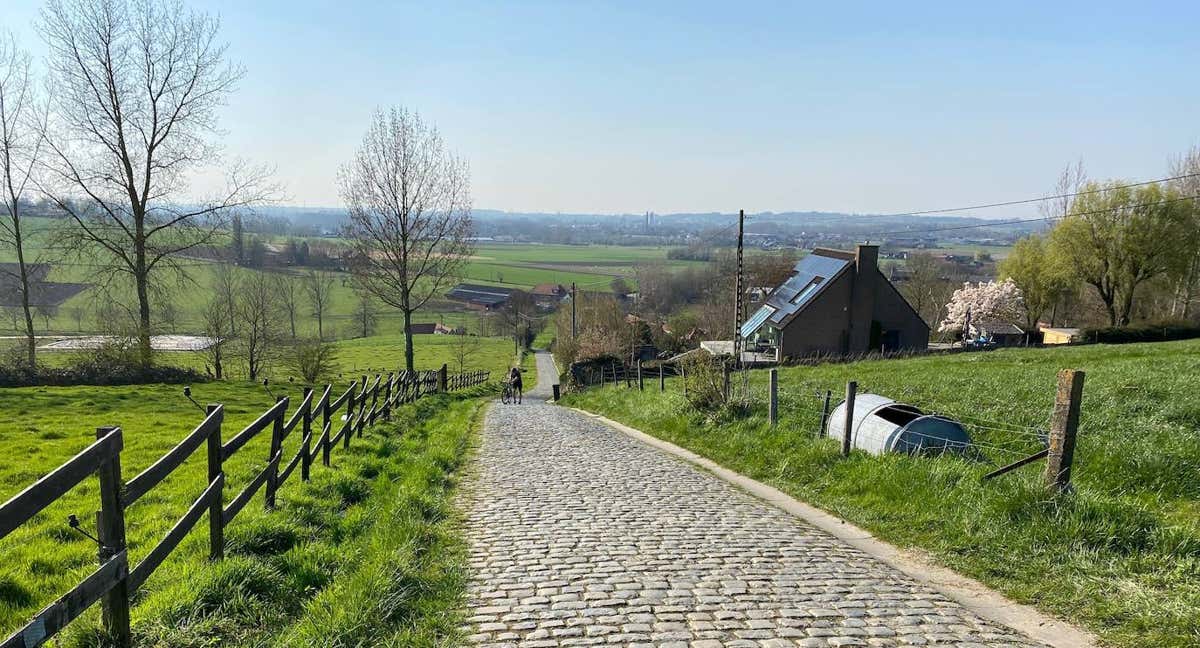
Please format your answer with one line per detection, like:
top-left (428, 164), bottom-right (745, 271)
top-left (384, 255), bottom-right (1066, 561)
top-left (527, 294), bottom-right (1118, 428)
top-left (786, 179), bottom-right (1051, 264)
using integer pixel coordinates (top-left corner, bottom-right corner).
top-left (4, 1), bottom-right (1198, 216)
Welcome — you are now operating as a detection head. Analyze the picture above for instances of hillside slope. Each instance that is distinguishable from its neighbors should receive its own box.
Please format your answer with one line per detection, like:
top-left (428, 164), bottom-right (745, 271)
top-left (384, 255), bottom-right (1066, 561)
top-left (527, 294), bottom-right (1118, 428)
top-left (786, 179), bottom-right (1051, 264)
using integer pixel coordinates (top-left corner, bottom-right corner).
top-left (563, 340), bottom-right (1200, 647)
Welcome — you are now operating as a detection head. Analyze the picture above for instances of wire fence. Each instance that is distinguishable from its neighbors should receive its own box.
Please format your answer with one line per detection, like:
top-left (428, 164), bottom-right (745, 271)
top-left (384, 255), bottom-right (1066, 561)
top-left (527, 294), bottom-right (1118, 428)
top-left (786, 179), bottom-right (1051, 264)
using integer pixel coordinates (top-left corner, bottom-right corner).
top-left (571, 357), bottom-right (1084, 488)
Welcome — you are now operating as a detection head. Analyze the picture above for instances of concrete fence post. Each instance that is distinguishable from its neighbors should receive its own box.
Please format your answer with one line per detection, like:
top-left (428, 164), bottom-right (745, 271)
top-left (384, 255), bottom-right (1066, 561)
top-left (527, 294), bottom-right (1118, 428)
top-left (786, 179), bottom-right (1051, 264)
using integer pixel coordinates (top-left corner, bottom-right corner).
top-left (1045, 369), bottom-right (1085, 493)
top-left (768, 369), bottom-right (778, 426)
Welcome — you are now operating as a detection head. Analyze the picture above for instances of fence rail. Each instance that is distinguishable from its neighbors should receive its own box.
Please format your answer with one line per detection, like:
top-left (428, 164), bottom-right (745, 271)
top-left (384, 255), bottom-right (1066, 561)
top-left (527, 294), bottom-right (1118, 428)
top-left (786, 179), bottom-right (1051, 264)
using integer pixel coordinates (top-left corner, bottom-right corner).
top-left (0, 364), bottom-right (490, 648)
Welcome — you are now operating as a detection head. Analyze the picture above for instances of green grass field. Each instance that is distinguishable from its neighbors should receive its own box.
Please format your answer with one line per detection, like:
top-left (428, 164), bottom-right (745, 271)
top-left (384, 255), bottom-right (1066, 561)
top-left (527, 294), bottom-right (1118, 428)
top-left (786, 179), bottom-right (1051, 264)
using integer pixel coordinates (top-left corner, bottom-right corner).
top-left (562, 341), bottom-right (1200, 647)
top-left (0, 329), bottom-right (519, 640)
top-left (0, 375), bottom-right (487, 645)
top-left (2, 230), bottom-right (697, 340)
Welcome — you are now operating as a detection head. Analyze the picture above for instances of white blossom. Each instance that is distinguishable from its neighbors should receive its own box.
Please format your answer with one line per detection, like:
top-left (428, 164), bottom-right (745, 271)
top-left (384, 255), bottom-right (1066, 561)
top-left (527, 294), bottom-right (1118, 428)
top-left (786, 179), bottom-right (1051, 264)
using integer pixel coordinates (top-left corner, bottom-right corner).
top-left (939, 279), bottom-right (1026, 334)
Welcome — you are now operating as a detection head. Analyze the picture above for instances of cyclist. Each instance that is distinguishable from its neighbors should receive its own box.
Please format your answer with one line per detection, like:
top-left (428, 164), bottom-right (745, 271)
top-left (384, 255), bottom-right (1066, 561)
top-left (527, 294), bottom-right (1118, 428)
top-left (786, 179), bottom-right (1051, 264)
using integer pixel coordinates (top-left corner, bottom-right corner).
top-left (506, 367), bottom-right (523, 404)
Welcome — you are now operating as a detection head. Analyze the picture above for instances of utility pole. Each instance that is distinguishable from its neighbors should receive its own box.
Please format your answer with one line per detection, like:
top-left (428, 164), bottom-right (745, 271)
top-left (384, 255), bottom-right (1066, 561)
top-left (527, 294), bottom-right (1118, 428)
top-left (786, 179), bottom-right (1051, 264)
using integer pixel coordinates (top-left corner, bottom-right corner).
top-left (733, 209), bottom-right (745, 366)
top-left (571, 282), bottom-right (577, 340)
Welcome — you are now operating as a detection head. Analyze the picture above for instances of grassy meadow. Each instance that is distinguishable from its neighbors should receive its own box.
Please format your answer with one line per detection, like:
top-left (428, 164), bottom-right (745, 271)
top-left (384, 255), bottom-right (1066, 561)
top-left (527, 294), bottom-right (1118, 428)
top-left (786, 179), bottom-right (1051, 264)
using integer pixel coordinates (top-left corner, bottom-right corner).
top-left (0, 375), bottom-right (489, 645)
top-left (562, 340), bottom-right (1200, 647)
top-left (1, 219), bottom-right (687, 340)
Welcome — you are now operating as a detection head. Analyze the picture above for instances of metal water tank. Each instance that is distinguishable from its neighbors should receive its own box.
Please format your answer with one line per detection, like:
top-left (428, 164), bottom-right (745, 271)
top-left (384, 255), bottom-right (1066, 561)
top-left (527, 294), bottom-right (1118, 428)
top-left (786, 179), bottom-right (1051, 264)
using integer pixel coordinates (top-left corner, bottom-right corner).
top-left (827, 393), bottom-right (971, 455)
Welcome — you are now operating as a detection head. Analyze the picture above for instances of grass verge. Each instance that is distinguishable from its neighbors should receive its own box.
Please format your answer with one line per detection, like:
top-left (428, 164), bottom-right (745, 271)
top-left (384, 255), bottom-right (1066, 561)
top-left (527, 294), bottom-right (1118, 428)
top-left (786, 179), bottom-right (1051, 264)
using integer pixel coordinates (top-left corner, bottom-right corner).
top-left (561, 340), bottom-right (1200, 647)
top-left (2, 388), bottom-right (485, 647)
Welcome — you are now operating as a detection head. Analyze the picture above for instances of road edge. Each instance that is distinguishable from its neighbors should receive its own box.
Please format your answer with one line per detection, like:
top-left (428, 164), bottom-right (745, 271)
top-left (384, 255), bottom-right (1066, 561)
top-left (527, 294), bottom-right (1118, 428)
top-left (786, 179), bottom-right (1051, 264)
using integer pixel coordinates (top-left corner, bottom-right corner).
top-left (566, 406), bottom-right (1098, 648)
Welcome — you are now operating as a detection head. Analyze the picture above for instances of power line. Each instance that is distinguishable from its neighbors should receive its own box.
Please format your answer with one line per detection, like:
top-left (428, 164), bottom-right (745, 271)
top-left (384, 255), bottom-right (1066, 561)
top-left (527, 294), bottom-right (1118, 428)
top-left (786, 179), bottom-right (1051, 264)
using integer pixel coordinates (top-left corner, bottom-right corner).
top-left (858, 194), bottom-right (1200, 239)
top-left (788, 172), bottom-right (1200, 226)
top-left (872, 172), bottom-right (1200, 219)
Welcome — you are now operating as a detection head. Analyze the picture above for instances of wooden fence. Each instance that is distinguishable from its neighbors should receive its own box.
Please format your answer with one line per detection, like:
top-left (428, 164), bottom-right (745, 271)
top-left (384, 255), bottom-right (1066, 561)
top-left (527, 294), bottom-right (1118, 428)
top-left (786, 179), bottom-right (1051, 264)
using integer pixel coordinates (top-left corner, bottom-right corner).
top-left (0, 365), bottom-right (489, 648)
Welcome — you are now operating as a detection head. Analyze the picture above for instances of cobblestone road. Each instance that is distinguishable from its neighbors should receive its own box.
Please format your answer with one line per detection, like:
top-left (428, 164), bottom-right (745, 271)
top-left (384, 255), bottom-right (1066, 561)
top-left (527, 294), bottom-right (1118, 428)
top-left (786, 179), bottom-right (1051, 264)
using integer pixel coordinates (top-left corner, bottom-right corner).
top-left (462, 352), bottom-right (1043, 647)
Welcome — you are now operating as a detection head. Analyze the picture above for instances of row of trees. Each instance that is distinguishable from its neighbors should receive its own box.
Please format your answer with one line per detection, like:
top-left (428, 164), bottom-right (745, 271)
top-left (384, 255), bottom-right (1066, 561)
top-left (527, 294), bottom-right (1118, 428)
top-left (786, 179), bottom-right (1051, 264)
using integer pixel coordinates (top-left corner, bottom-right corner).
top-left (3, 1), bottom-right (479, 379)
top-left (200, 268), bottom-right (382, 381)
top-left (1, 0), bottom-right (276, 370)
top-left (1000, 155), bottom-right (1200, 328)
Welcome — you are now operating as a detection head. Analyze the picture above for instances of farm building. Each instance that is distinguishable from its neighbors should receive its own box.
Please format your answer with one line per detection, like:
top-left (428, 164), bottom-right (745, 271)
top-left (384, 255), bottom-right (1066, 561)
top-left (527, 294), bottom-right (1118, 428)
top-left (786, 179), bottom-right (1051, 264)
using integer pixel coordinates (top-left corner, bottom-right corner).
top-left (738, 245), bottom-right (928, 360)
top-left (968, 320), bottom-right (1025, 346)
top-left (445, 283), bottom-right (516, 311)
top-left (0, 263), bottom-right (89, 309)
top-left (1041, 326), bottom-right (1081, 345)
top-left (530, 283), bottom-right (568, 308)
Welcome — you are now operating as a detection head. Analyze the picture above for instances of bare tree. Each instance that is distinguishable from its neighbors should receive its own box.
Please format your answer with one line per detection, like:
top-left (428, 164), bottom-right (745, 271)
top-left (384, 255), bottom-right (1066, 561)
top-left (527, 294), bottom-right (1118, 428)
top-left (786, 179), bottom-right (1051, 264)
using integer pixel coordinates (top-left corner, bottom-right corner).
top-left (68, 304), bottom-right (85, 331)
top-left (275, 273), bottom-right (299, 338)
top-left (200, 297), bottom-right (228, 379)
top-left (0, 33), bottom-right (45, 366)
top-left (339, 107), bottom-right (472, 372)
top-left (37, 0), bottom-right (275, 368)
top-left (213, 264), bottom-right (240, 336)
top-left (303, 269), bottom-right (334, 340)
top-left (235, 270), bottom-right (278, 381)
top-left (351, 290), bottom-right (378, 338)
top-left (452, 329), bottom-right (480, 373)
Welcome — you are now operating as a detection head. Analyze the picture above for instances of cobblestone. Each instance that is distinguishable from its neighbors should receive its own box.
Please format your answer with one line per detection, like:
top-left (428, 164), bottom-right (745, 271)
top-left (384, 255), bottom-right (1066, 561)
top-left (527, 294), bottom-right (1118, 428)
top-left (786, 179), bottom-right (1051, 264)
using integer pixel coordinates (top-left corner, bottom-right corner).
top-left (462, 352), bottom-right (1044, 647)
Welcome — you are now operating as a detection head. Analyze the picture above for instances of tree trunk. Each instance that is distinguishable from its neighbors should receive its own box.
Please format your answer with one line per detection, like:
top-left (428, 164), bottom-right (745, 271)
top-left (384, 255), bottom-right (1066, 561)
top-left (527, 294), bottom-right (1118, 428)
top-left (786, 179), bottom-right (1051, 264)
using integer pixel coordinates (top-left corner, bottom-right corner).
top-left (402, 303), bottom-right (415, 373)
top-left (135, 267), bottom-right (153, 368)
top-left (12, 206), bottom-right (36, 367)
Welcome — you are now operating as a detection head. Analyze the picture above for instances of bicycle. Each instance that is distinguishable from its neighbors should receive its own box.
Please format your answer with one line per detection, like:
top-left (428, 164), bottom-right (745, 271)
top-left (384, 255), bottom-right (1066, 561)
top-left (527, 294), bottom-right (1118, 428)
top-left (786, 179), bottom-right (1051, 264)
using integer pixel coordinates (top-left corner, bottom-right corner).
top-left (501, 381), bottom-right (519, 404)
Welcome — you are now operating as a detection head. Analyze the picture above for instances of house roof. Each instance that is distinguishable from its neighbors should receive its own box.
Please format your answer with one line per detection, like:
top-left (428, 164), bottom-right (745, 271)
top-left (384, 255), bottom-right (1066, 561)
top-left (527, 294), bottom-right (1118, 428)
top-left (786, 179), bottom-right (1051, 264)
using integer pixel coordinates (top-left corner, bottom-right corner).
top-left (972, 320), bottom-right (1024, 336)
top-left (740, 250), bottom-right (853, 337)
top-left (445, 283), bottom-right (516, 307)
top-left (530, 283), bottom-right (566, 296)
top-left (0, 263), bottom-right (89, 308)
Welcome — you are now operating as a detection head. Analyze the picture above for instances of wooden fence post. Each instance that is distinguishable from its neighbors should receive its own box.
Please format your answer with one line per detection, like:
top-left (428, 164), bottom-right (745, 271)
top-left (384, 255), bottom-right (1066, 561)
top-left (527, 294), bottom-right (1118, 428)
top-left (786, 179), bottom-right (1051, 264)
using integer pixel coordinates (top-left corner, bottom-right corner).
top-left (301, 388), bottom-right (313, 482)
top-left (819, 390), bottom-right (832, 437)
top-left (659, 364), bottom-right (664, 392)
top-left (368, 375), bottom-right (380, 426)
top-left (322, 384), bottom-right (332, 467)
top-left (265, 397), bottom-right (285, 510)
top-left (637, 360), bottom-right (644, 391)
top-left (95, 426), bottom-right (131, 647)
top-left (768, 369), bottom-right (778, 426)
top-left (383, 373), bottom-right (393, 420)
top-left (439, 363), bottom-right (448, 393)
top-left (358, 375), bottom-right (368, 436)
top-left (1045, 369), bottom-right (1085, 493)
top-left (344, 388), bottom-right (355, 449)
top-left (841, 381), bottom-right (857, 457)
top-left (205, 405), bottom-right (224, 560)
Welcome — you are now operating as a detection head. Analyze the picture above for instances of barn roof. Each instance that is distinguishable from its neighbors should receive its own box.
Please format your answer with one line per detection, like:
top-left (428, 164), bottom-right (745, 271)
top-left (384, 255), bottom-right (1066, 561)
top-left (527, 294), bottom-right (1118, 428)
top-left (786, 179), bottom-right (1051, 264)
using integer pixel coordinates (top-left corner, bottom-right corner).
top-left (445, 283), bottom-right (516, 307)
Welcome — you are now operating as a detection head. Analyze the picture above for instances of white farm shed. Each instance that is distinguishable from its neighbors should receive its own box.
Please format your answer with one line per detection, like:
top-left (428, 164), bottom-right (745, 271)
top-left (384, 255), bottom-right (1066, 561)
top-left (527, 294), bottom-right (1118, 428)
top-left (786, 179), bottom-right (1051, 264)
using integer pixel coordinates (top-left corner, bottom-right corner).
top-left (827, 393), bottom-right (971, 455)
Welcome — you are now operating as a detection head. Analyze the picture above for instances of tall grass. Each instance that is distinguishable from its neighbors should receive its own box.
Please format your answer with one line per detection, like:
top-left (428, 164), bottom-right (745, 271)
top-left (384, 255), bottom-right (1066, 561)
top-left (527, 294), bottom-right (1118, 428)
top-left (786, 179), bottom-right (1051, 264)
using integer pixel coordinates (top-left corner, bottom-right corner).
top-left (562, 340), bottom-right (1200, 647)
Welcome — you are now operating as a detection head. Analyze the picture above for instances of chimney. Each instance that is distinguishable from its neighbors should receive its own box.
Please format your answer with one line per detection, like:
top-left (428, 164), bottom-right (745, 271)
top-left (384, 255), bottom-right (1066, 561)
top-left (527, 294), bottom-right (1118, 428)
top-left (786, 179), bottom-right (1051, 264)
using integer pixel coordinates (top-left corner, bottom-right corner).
top-left (855, 244), bottom-right (879, 274)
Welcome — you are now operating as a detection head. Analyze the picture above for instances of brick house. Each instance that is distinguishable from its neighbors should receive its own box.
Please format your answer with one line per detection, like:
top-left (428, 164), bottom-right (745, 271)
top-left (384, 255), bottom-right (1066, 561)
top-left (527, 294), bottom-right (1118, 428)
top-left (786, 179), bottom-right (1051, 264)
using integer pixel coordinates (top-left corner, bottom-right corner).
top-left (738, 245), bottom-right (928, 360)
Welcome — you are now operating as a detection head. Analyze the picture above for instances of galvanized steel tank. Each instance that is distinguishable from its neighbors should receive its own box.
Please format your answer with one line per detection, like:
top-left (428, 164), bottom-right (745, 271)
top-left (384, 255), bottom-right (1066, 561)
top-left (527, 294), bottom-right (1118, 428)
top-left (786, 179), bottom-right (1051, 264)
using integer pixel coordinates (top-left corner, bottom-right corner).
top-left (827, 393), bottom-right (971, 455)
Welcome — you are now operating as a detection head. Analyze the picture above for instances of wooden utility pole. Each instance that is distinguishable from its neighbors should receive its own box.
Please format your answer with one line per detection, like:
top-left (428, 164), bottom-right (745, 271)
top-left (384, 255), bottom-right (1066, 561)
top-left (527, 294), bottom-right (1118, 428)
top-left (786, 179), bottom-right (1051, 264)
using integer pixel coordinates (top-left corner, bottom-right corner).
top-left (732, 209), bottom-right (745, 365)
top-left (571, 282), bottom-right (577, 340)
top-left (841, 382), bottom-right (857, 456)
top-left (1045, 369), bottom-right (1085, 492)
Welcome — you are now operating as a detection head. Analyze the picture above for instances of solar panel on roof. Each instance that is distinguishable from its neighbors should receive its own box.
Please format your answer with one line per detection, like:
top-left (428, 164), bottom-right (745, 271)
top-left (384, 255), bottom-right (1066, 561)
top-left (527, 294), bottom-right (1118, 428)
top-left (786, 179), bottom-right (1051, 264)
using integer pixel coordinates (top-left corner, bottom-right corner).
top-left (739, 305), bottom-right (776, 338)
top-left (764, 253), bottom-right (851, 324)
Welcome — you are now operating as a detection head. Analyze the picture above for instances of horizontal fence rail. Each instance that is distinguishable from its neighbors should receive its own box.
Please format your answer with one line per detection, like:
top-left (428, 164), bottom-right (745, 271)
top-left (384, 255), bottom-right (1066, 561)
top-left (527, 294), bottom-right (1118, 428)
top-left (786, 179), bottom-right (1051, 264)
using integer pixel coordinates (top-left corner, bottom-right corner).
top-left (0, 364), bottom-right (489, 648)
